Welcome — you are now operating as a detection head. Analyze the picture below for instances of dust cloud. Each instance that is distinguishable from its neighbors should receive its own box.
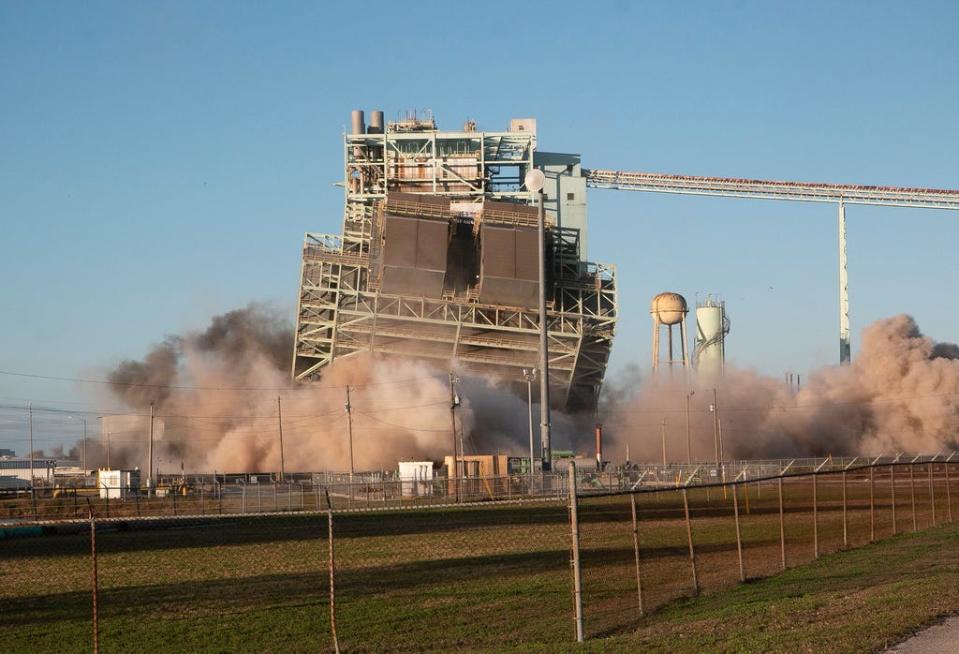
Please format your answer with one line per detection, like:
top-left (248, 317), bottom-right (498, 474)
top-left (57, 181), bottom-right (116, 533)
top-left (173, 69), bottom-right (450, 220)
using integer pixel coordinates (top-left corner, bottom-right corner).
top-left (90, 307), bottom-right (959, 472)
top-left (92, 304), bottom-right (583, 473)
top-left (605, 315), bottom-right (959, 461)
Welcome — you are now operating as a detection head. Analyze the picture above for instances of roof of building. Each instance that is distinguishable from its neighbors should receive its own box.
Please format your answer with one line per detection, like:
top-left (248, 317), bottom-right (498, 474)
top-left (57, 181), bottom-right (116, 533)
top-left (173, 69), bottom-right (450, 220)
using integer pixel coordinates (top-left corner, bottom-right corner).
top-left (0, 458), bottom-right (56, 469)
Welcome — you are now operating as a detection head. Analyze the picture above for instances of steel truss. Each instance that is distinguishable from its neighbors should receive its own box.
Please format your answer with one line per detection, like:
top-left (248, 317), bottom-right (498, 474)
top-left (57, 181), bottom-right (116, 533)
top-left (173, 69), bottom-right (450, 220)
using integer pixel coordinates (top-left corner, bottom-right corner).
top-left (293, 128), bottom-right (617, 410)
top-left (584, 169), bottom-right (959, 209)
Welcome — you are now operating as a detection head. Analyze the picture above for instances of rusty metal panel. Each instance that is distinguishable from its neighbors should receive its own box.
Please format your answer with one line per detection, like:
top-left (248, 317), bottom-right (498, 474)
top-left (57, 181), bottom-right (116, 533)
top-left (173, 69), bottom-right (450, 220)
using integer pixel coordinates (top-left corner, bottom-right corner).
top-left (478, 224), bottom-right (539, 307)
top-left (380, 213), bottom-right (449, 298)
top-left (382, 214), bottom-right (418, 267)
top-left (514, 227), bottom-right (539, 282)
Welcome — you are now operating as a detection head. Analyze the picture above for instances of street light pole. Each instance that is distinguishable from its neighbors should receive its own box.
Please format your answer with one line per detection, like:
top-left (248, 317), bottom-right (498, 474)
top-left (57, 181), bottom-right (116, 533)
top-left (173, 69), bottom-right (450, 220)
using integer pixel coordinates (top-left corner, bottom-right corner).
top-left (685, 392), bottom-right (693, 464)
top-left (523, 369), bottom-right (537, 492)
top-left (82, 418), bottom-right (87, 473)
top-left (525, 169), bottom-right (552, 472)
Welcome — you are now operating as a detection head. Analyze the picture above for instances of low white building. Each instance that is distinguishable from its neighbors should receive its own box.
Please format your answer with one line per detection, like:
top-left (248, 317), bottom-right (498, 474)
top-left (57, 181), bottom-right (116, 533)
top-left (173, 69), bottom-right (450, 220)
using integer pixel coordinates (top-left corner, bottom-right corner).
top-left (0, 458), bottom-right (56, 486)
top-left (398, 461), bottom-right (434, 498)
top-left (97, 469), bottom-right (141, 499)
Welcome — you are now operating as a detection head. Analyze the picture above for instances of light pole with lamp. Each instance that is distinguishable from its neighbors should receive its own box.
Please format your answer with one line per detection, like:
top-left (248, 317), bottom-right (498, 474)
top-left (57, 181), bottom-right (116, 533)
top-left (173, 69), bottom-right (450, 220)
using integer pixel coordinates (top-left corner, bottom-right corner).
top-left (524, 168), bottom-right (552, 473)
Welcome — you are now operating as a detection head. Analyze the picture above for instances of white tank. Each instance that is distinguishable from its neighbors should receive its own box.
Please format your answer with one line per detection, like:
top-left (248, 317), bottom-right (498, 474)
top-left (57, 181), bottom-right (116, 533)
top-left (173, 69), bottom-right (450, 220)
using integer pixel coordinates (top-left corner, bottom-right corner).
top-left (695, 299), bottom-right (728, 375)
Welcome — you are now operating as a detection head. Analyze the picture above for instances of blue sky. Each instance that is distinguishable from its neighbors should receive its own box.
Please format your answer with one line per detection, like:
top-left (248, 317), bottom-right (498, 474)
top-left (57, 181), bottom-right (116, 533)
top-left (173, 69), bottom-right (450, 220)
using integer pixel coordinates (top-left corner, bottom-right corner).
top-left (1, 1), bottom-right (958, 449)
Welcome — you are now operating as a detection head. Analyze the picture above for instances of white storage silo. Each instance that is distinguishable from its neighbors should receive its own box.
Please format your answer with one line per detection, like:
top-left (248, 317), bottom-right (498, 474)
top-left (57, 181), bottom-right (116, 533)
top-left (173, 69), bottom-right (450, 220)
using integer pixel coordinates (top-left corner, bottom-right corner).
top-left (695, 297), bottom-right (728, 375)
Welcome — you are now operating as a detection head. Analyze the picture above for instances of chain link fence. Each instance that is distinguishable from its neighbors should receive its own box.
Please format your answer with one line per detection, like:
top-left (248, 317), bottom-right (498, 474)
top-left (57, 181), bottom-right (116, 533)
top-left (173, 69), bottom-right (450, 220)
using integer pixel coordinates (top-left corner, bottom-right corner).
top-left (575, 459), bottom-right (956, 640)
top-left (1, 459), bottom-right (956, 651)
top-left (0, 473), bottom-right (570, 522)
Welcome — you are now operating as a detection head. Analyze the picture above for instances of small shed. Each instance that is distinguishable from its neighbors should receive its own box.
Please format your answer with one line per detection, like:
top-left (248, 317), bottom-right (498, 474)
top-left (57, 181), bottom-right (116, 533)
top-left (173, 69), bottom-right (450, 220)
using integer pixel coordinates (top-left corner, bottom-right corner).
top-left (397, 461), bottom-right (434, 497)
top-left (97, 469), bottom-right (141, 499)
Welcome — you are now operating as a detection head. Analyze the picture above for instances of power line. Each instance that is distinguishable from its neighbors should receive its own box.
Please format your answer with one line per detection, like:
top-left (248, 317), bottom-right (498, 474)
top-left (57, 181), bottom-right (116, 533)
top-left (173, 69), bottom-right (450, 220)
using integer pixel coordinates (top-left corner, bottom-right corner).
top-left (0, 396), bottom-right (450, 422)
top-left (0, 368), bottom-right (440, 392)
top-left (353, 411), bottom-right (451, 433)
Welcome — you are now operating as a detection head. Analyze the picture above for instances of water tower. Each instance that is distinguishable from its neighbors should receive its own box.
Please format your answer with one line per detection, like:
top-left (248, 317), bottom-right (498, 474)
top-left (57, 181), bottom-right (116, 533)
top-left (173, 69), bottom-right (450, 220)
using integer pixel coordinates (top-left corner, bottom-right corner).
top-left (650, 292), bottom-right (690, 373)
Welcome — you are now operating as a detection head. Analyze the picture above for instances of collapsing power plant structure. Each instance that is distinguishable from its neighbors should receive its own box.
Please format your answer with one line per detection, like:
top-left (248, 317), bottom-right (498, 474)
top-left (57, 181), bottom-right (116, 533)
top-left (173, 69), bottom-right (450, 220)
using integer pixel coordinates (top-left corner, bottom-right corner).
top-left (291, 108), bottom-right (959, 413)
top-left (291, 111), bottom-right (617, 410)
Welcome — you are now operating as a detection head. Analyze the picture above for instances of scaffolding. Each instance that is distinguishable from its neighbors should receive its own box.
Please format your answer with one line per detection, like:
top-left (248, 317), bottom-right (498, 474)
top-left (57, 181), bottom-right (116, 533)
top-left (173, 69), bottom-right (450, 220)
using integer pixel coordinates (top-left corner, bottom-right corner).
top-left (292, 115), bottom-right (617, 410)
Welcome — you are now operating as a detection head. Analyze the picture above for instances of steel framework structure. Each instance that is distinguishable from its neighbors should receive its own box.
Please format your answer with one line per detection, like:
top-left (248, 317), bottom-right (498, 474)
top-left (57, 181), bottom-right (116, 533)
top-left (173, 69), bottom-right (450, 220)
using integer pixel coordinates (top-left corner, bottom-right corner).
top-left (585, 168), bottom-right (959, 363)
top-left (293, 123), bottom-right (617, 410)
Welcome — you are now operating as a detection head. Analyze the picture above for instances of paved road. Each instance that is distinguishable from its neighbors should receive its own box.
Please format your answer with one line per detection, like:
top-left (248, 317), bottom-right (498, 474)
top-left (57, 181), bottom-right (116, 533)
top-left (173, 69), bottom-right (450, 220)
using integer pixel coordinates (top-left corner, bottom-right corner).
top-left (889, 616), bottom-right (959, 653)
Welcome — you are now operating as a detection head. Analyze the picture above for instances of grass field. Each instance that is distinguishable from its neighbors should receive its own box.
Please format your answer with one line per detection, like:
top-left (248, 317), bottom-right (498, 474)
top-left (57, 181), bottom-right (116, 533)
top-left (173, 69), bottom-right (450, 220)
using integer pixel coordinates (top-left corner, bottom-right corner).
top-left (1, 469), bottom-right (956, 653)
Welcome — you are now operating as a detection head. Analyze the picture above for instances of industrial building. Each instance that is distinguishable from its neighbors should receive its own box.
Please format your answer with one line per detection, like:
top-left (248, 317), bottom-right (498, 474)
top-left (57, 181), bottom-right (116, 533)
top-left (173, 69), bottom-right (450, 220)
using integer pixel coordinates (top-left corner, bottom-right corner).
top-left (291, 109), bottom-right (959, 416)
top-left (292, 111), bottom-right (617, 410)
top-left (0, 458), bottom-right (56, 486)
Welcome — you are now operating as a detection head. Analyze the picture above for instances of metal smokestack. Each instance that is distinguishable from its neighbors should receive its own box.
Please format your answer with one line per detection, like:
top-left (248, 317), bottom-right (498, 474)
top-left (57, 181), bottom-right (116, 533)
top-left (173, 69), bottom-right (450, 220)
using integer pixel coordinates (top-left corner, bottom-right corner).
top-left (594, 423), bottom-right (603, 470)
top-left (350, 110), bottom-right (365, 135)
top-left (368, 110), bottom-right (384, 134)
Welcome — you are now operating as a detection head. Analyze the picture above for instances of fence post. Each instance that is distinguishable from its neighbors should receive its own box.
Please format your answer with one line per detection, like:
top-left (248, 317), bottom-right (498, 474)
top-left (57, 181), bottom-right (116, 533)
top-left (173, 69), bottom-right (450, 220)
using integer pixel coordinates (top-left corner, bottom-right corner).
top-left (88, 505), bottom-right (100, 654)
top-left (242, 484), bottom-right (246, 513)
top-left (682, 487), bottom-right (699, 596)
top-left (910, 464), bottom-right (917, 533)
top-left (629, 493), bottom-right (645, 616)
top-left (732, 481), bottom-right (745, 582)
top-left (891, 465), bottom-right (897, 534)
top-left (869, 465), bottom-right (875, 542)
top-left (842, 470), bottom-right (848, 548)
top-left (567, 462), bottom-right (585, 643)
top-left (813, 473), bottom-right (819, 559)
top-left (326, 493), bottom-right (340, 654)
top-left (778, 476), bottom-right (786, 570)
top-left (929, 463), bottom-right (936, 526)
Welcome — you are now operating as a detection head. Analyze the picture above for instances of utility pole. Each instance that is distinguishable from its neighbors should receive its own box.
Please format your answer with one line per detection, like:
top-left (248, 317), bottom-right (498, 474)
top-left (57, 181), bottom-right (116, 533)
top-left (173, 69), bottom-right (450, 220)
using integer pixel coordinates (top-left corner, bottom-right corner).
top-left (276, 396), bottom-right (286, 482)
top-left (28, 403), bottom-right (35, 501)
top-left (345, 386), bottom-right (355, 481)
top-left (718, 418), bottom-right (726, 463)
top-left (148, 402), bottom-right (155, 495)
top-left (523, 369), bottom-right (537, 493)
top-left (106, 431), bottom-right (111, 469)
top-left (684, 391), bottom-right (694, 464)
top-left (448, 371), bottom-right (460, 502)
top-left (710, 389), bottom-right (720, 467)
top-left (661, 418), bottom-right (668, 466)
top-left (81, 418), bottom-right (87, 473)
